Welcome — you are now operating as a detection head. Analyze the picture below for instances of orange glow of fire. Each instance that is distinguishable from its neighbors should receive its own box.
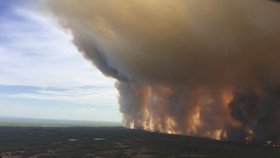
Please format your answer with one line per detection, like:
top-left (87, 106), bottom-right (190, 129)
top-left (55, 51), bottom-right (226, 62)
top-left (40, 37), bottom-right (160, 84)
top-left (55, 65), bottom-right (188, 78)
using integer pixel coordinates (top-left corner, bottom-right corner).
top-left (124, 85), bottom-right (247, 141)
top-left (166, 117), bottom-right (176, 134)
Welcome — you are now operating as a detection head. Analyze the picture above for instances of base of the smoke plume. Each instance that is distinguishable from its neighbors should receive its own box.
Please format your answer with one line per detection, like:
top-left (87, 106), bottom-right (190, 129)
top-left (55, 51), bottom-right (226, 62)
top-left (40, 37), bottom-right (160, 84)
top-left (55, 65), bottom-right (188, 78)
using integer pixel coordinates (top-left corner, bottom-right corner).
top-left (116, 81), bottom-right (236, 141)
top-left (117, 81), bottom-right (280, 143)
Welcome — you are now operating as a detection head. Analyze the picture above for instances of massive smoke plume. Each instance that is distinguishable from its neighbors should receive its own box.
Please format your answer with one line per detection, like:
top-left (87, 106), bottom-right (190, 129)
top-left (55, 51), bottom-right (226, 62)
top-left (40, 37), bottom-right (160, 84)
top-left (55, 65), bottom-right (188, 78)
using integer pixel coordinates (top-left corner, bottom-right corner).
top-left (47, 0), bottom-right (280, 143)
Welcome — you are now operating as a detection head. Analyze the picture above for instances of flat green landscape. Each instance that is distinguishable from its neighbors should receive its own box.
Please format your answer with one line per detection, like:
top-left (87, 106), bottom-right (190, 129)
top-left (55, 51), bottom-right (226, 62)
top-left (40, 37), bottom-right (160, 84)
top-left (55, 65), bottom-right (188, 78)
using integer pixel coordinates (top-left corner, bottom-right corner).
top-left (0, 125), bottom-right (280, 158)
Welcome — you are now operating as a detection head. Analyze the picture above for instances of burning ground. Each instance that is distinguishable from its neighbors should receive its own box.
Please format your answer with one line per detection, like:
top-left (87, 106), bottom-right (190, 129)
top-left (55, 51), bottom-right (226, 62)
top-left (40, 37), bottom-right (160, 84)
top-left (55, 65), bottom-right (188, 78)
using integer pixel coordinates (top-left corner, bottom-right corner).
top-left (47, 0), bottom-right (280, 143)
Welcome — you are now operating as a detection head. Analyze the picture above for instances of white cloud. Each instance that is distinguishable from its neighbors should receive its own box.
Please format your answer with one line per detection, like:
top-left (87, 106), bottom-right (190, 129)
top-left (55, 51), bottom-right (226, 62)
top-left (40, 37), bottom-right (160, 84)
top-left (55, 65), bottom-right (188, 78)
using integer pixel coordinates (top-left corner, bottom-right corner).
top-left (0, 2), bottom-right (115, 88)
top-left (3, 86), bottom-right (118, 106)
top-left (0, 1), bottom-right (120, 121)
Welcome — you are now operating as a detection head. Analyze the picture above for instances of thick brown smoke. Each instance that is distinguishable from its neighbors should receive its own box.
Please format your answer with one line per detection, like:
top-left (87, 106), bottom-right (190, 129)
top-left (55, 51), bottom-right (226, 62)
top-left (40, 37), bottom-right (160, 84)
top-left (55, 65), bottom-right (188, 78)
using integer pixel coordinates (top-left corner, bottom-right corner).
top-left (48, 0), bottom-right (280, 143)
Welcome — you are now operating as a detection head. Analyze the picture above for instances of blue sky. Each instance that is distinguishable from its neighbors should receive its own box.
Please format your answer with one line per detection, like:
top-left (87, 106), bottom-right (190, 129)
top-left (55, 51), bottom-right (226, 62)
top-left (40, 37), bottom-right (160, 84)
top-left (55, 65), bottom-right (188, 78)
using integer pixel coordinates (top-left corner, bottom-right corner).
top-left (0, 0), bottom-right (121, 121)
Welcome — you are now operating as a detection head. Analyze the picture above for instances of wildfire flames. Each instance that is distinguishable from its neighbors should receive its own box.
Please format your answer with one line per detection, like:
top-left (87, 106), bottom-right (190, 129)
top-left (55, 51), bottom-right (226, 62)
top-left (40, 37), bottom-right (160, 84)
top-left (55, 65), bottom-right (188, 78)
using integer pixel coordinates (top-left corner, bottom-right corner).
top-left (48, 0), bottom-right (280, 143)
top-left (118, 84), bottom-right (240, 140)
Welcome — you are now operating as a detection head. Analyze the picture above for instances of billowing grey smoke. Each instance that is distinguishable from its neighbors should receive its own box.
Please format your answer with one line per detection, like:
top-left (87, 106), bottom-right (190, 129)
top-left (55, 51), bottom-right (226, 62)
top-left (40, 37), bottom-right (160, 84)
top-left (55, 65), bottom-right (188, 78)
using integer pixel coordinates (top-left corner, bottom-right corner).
top-left (48, 0), bottom-right (280, 143)
top-left (228, 85), bottom-right (280, 142)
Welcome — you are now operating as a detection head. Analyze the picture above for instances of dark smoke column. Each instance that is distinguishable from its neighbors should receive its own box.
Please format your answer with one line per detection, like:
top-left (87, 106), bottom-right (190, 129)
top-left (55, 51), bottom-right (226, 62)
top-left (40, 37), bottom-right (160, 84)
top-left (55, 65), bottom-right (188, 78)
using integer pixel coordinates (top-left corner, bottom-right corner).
top-left (47, 0), bottom-right (280, 142)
